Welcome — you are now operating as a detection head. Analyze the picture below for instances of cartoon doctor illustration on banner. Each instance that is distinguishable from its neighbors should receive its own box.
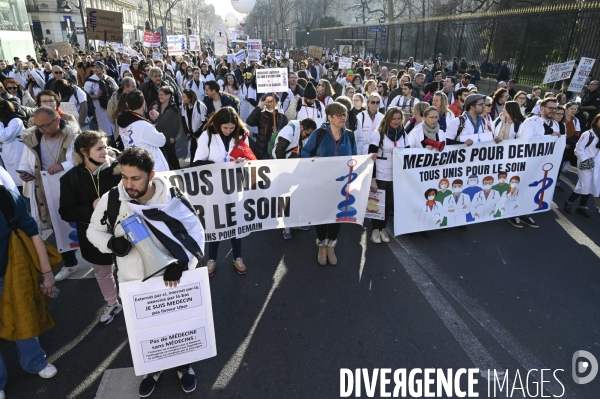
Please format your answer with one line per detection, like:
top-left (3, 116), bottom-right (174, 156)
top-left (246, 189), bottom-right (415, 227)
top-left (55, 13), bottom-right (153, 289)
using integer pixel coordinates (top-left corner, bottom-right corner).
top-left (442, 179), bottom-right (471, 226)
top-left (497, 175), bottom-right (523, 217)
top-left (470, 176), bottom-right (502, 222)
top-left (419, 189), bottom-right (443, 229)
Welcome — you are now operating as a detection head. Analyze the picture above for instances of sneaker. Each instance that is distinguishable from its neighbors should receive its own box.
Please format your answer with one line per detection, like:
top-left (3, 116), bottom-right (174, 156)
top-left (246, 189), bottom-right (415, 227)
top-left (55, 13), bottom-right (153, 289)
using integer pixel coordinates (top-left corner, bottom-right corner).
top-left (575, 207), bottom-right (592, 218)
top-left (177, 366), bottom-right (197, 393)
top-left (520, 216), bottom-right (539, 228)
top-left (38, 363), bottom-right (57, 378)
top-left (292, 225), bottom-right (311, 230)
top-left (0, 389), bottom-right (4, 399)
top-left (371, 229), bottom-right (381, 243)
top-left (507, 217), bottom-right (523, 228)
top-left (139, 371), bottom-right (162, 397)
top-left (282, 228), bottom-right (292, 240)
top-left (233, 258), bottom-right (247, 275)
top-left (206, 260), bottom-right (216, 277)
top-left (99, 303), bottom-right (122, 326)
top-left (55, 265), bottom-right (79, 281)
top-left (563, 201), bottom-right (572, 213)
top-left (380, 229), bottom-right (390, 243)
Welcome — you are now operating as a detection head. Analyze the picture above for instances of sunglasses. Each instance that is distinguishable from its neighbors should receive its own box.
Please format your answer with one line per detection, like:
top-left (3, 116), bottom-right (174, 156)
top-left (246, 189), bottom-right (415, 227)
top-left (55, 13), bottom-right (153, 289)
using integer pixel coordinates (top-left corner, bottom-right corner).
top-left (370, 101), bottom-right (380, 105)
top-left (484, 103), bottom-right (492, 107)
top-left (6, 86), bottom-right (17, 90)
top-left (63, 68), bottom-right (70, 71)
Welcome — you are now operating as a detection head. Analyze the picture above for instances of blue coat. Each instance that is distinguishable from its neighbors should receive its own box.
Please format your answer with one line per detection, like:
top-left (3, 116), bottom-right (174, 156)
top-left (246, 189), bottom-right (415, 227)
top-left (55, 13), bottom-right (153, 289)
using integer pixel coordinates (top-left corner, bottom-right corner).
top-left (301, 122), bottom-right (357, 158)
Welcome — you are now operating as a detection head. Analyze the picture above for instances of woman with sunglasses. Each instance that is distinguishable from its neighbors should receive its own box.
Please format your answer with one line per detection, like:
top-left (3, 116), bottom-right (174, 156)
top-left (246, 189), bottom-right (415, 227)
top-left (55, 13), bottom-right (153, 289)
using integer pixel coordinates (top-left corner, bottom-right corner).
top-left (2, 78), bottom-right (35, 107)
top-left (355, 93), bottom-right (384, 155)
top-left (302, 102), bottom-right (375, 266)
top-left (481, 96), bottom-right (495, 132)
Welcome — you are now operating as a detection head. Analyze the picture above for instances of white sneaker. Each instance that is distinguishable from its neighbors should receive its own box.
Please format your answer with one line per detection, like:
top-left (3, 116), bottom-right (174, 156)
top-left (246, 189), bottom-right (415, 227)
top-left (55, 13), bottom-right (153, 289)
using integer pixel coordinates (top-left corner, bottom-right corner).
top-left (99, 303), bottom-right (123, 325)
top-left (54, 266), bottom-right (79, 281)
top-left (0, 389), bottom-right (5, 399)
top-left (380, 229), bottom-right (390, 243)
top-left (38, 363), bottom-right (57, 378)
top-left (371, 229), bottom-right (381, 244)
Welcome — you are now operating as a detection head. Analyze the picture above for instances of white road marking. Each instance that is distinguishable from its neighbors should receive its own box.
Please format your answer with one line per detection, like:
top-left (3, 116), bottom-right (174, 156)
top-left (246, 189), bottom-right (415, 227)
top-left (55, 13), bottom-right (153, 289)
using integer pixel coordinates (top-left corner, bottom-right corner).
top-left (95, 367), bottom-right (141, 399)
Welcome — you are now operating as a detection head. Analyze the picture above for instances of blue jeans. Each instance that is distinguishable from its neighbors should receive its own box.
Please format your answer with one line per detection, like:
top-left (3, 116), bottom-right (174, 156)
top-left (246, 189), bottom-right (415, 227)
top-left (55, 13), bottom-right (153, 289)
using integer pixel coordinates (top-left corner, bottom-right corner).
top-left (207, 238), bottom-right (242, 261)
top-left (0, 277), bottom-right (48, 390)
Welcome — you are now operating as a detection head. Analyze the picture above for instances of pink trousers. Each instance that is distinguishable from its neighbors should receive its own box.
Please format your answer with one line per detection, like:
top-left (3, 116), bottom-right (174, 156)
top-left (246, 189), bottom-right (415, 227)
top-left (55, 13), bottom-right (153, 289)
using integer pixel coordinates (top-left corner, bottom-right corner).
top-left (93, 264), bottom-right (118, 306)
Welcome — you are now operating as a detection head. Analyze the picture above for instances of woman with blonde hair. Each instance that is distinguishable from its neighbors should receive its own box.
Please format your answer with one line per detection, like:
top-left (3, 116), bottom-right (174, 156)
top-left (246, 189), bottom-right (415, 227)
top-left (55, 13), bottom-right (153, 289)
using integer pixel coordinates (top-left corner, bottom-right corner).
top-left (355, 93), bottom-right (384, 154)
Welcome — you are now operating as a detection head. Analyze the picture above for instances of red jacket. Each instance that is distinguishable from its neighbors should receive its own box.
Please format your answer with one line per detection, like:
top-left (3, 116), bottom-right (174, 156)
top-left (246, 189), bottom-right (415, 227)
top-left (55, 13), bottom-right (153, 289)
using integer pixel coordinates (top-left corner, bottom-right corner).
top-left (449, 100), bottom-right (463, 118)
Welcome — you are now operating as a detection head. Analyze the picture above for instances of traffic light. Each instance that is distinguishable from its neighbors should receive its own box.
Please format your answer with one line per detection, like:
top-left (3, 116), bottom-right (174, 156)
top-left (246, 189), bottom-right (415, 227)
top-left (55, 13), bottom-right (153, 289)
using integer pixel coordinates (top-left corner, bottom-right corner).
top-left (188, 28), bottom-right (192, 35)
top-left (306, 25), bottom-right (310, 35)
top-left (186, 18), bottom-right (191, 28)
top-left (145, 20), bottom-right (151, 31)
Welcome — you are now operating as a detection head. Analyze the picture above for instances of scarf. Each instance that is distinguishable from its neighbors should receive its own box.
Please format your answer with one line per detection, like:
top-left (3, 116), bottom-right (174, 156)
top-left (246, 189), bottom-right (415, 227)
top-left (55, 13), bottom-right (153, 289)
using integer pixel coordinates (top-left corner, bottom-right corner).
top-left (422, 123), bottom-right (440, 141)
top-left (386, 126), bottom-right (405, 144)
top-left (123, 176), bottom-right (205, 268)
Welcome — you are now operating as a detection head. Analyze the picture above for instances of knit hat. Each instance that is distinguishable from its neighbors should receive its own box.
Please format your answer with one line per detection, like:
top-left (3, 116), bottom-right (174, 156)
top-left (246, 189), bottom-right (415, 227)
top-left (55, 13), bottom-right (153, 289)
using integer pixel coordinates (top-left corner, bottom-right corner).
top-left (464, 94), bottom-right (485, 110)
top-left (243, 72), bottom-right (252, 79)
top-left (304, 82), bottom-right (317, 100)
top-left (346, 69), bottom-right (354, 81)
top-left (93, 61), bottom-right (105, 68)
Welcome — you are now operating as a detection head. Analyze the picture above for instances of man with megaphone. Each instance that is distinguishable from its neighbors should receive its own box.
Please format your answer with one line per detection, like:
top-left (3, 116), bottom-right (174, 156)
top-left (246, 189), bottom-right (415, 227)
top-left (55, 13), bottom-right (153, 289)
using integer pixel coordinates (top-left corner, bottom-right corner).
top-left (86, 147), bottom-right (205, 397)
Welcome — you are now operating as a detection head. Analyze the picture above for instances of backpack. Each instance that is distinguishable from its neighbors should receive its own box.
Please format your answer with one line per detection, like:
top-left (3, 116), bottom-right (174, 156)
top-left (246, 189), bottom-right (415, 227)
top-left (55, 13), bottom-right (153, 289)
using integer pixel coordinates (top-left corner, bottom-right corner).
top-left (86, 76), bottom-right (116, 109)
top-left (268, 122), bottom-right (296, 157)
top-left (456, 115), bottom-right (467, 138)
top-left (297, 99), bottom-right (322, 115)
top-left (73, 86), bottom-right (95, 117)
top-left (311, 127), bottom-right (356, 157)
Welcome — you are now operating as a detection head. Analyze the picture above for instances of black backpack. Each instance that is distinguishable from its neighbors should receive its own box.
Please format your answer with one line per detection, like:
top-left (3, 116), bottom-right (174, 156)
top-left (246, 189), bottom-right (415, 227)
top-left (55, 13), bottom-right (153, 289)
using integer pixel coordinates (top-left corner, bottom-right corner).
top-left (73, 86), bottom-right (95, 117)
top-left (310, 127), bottom-right (356, 157)
top-left (86, 76), bottom-right (116, 109)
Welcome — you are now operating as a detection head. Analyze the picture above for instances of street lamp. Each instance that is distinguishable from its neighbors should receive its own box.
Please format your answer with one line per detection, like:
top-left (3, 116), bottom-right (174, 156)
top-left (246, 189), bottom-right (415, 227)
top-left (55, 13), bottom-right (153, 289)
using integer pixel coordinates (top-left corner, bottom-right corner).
top-left (285, 26), bottom-right (289, 48)
top-left (60, 0), bottom-right (88, 49)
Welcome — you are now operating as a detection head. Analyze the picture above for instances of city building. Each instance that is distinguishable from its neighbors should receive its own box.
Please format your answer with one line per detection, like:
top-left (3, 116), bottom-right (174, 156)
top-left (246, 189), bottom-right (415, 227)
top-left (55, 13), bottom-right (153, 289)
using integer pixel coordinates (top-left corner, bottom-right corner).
top-left (0, 0), bottom-right (36, 60)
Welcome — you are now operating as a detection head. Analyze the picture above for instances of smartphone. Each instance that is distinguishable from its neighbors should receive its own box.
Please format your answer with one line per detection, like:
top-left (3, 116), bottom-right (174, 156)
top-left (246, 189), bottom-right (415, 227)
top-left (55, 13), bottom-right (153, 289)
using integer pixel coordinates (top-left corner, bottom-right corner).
top-left (16, 170), bottom-right (34, 178)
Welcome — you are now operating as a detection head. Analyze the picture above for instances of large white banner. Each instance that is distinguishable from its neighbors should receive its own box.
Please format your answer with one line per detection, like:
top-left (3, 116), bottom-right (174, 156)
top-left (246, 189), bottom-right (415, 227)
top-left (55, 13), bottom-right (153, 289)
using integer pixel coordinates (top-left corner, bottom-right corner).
top-left (120, 268), bottom-right (217, 376)
top-left (247, 39), bottom-right (262, 62)
top-left (157, 156), bottom-right (373, 242)
top-left (542, 60), bottom-right (575, 84)
top-left (40, 171), bottom-right (80, 252)
top-left (44, 157), bottom-right (373, 245)
top-left (167, 35), bottom-right (186, 56)
top-left (392, 137), bottom-right (565, 235)
top-left (568, 57), bottom-right (596, 92)
top-left (255, 68), bottom-right (288, 94)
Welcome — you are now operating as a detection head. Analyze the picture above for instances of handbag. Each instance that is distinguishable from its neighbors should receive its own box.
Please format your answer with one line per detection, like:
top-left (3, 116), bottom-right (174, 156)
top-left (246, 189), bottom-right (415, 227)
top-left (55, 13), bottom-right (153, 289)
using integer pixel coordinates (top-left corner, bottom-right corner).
top-left (229, 133), bottom-right (257, 161)
top-left (580, 156), bottom-right (596, 170)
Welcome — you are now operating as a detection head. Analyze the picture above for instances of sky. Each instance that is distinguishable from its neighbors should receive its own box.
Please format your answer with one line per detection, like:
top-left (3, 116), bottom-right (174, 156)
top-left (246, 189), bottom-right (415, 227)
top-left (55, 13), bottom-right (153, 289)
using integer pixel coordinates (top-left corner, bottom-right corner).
top-left (204, 0), bottom-right (245, 20)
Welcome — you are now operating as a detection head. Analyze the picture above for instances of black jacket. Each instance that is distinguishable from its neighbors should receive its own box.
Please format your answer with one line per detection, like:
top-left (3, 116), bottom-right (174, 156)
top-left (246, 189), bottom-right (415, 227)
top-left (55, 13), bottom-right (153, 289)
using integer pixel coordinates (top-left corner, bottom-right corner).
top-left (203, 92), bottom-right (239, 116)
top-left (153, 102), bottom-right (181, 141)
top-left (59, 159), bottom-right (122, 265)
top-left (246, 107), bottom-right (288, 159)
top-left (139, 80), bottom-right (160, 110)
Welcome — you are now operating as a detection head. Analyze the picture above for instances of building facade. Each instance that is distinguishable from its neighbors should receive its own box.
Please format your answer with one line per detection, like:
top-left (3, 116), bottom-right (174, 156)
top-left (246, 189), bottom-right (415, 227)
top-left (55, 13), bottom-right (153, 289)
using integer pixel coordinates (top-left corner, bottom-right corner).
top-left (0, 0), bottom-right (36, 60)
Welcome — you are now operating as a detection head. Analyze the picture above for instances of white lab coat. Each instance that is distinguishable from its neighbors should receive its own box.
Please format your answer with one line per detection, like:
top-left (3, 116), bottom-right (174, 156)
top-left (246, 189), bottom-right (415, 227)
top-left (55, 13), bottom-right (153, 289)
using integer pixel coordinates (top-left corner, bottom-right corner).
top-left (446, 114), bottom-right (493, 143)
top-left (370, 130), bottom-right (408, 181)
top-left (517, 115), bottom-right (560, 139)
top-left (0, 118), bottom-right (25, 186)
top-left (84, 74), bottom-right (118, 136)
top-left (355, 110), bottom-right (383, 155)
top-left (240, 83), bottom-right (258, 134)
top-left (497, 188), bottom-right (523, 217)
top-left (118, 120), bottom-right (169, 172)
top-left (407, 124), bottom-right (447, 151)
top-left (469, 189), bottom-right (501, 222)
top-left (389, 95), bottom-right (420, 115)
top-left (442, 192), bottom-right (471, 226)
top-left (573, 129), bottom-right (600, 197)
top-left (419, 201), bottom-right (443, 229)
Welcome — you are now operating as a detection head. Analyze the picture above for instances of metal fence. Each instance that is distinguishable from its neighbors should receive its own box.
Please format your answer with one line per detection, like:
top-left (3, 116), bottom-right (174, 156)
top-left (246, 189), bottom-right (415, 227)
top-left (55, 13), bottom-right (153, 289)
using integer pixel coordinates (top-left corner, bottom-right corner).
top-left (296, 3), bottom-right (600, 86)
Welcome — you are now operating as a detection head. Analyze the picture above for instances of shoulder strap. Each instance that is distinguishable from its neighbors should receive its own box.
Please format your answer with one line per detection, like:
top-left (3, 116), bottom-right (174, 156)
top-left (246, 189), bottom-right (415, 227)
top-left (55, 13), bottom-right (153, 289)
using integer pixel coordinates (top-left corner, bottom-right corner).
top-left (347, 130), bottom-right (356, 151)
top-left (359, 112), bottom-right (365, 127)
top-left (101, 187), bottom-right (121, 235)
top-left (311, 128), bottom-right (327, 157)
top-left (456, 115), bottom-right (466, 138)
top-left (0, 185), bottom-right (17, 232)
top-left (169, 187), bottom-right (197, 216)
top-left (585, 132), bottom-right (595, 148)
top-left (494, 118), bottom-right (501, 128)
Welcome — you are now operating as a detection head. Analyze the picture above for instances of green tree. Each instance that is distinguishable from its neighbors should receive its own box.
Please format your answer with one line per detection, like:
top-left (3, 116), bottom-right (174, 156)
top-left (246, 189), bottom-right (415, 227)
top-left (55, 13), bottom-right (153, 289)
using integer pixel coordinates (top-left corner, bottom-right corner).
top-left (319, 16), bottom-right (343, 29)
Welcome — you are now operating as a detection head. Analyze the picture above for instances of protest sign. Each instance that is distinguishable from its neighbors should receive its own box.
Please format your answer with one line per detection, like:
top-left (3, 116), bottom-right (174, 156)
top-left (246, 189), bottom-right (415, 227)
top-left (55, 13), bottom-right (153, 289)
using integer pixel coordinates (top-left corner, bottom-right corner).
top-left (120, 268), bottom-right (217, 376)
top-left (215, 29), bottom-right (228, 56)
top-left (247, 39), bottom-right (262, 62)
top-left (568, 57), bottom-right (596, 92)
top-left (59, 102), bottom-right (79, 118)
top-left (288, 50), bottom-right (305, 62)
top-left (274, 50), bottom-right (281, 59)
top-left (413, 62), bottom-right (424, 72)
top-left (143, 31), bottom-right (161, 48)
top-left (339, 45), bottom-right (352, 57)
top-left (43, 156), bottom-right (373, 244)
top-left (392, 136), bottom-right (565, 235)
top-left (542, 60), bottom-right (575, 84)
top-left (167, 35), bottom-right (186, 56)
top-left (227, 54), bottom-right (234, 63)
top-left (87, 8), bottom-right (123, 42)
top-left (339, 57), bottom-right (352, 70)
top-left (189, 35), bottom-right (201, 51)
top-left (45, 41), bottom-right (72, 57)
top-left (255, 68), bottom-right (288, 93)
top-left (234, 49), bottom-right (246, 64)
top-left (152, 52), bottom-right (163, 60)
top-left (308, 46), bottom-right (323, 59)
top-left (39, 172), bottom-right (79, 253)
top-left (366, 190), bottom-right (385, 220)
top-left (120, 63), bottom-right (130, 77)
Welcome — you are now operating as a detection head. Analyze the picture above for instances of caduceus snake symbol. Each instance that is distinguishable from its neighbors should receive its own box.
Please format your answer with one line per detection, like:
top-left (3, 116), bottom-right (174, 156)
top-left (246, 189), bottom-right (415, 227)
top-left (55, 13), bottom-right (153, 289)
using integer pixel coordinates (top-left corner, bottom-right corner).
top-left (335, 159), bottom-right (358, 222)
top-left (528, 163), bottom-right (554, 211)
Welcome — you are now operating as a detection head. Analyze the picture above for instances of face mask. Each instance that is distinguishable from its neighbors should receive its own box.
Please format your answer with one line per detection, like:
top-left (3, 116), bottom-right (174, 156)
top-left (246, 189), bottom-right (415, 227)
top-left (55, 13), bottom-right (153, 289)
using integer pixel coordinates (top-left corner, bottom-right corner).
top-left (499, 178), bottom-right (506, 183)
top-left (440, 183), bottom-right (448, 189)
top-left (511, 183), bottom-right (518, 188)
top-left (428, 195), bottom-right (435, 201)
top-left (453, 187), bottom-right (462, 194)
top-left (188, 72), bottom-right (192, 75)
top-left (483, 184), bottom-right (492, 189)
top-left (468, 180), bottom-right (477, 186)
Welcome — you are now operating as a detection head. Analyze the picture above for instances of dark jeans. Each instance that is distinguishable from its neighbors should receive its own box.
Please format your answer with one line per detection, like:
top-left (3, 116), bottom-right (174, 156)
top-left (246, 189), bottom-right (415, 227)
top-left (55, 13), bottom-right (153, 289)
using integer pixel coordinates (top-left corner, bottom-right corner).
top-left (189, 137), bottom-right (198, 163)
top-left (61, 249), bottom-right (78, 267)
top-left (207, 238), bottom-right (242, 261)
top-left (568, 192), bottom-right (592, 207)
top-left (163, 140), bottom-right (180, 170)
top-left (371, 180), bottom-right (394, 230)
top-left (316, 224), bottom-right (341, 241)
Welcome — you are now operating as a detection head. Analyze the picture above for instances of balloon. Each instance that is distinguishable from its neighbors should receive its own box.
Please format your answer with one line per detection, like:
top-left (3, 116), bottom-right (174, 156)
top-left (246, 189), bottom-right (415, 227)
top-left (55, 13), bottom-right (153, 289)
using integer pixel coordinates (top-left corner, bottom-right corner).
top-left (224, 13), bottom-right (238, 28)
top-left (231, 0), bottom-right (255, 14)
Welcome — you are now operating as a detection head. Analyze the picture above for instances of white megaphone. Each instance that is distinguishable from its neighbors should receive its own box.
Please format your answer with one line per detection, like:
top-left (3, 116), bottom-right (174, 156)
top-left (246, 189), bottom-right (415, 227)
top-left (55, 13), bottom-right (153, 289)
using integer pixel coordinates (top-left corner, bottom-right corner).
top-left (120, 215), bottom-right (178, 282)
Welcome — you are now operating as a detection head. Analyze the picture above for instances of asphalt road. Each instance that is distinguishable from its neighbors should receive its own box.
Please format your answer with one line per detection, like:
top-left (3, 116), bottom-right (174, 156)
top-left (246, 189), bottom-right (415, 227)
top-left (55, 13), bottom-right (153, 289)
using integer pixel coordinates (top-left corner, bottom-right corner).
top-left (1, 168), bottom-right (599, 399)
